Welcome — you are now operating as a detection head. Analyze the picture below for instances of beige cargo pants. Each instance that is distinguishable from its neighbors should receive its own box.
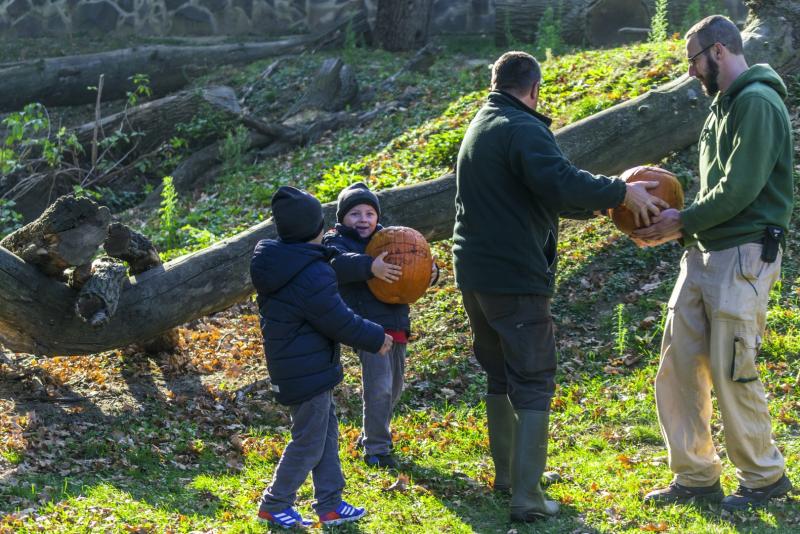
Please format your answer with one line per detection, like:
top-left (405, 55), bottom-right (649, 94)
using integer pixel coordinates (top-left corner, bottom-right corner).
top-left (656, 243), bottom-right (785, 488)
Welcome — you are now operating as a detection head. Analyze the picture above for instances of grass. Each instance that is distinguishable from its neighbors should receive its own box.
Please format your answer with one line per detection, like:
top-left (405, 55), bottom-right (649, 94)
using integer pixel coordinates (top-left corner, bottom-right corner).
top-left (1, 35), bottom-right (799, 533)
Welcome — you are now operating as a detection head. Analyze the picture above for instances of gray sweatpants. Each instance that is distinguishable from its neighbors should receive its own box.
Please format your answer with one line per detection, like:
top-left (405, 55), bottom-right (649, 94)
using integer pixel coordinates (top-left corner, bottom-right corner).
top-left (358, 342), bottom-right (406, 456)
top-left (259, 389), bottom-right (344, 515)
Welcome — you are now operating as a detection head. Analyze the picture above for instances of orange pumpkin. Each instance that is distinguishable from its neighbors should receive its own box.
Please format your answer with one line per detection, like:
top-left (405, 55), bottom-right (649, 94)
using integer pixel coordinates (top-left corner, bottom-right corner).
top-left (365, 226), bottom-right (433, 304)
top-left (609, 166), bottom-right (684, 235)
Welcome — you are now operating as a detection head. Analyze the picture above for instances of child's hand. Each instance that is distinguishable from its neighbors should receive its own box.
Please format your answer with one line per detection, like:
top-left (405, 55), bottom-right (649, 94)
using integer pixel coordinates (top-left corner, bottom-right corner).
top-left (430, 256), bottom-right (439, 286)
top-left (379, 333), bottom-right (393, 356)
top-left (371, 252), bottom-right (402, 283)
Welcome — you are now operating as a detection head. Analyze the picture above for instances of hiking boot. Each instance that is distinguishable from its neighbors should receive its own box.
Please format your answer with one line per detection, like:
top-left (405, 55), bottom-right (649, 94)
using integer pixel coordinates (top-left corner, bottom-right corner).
top-left (364, 453), bottom-right (398, 469)
top-left (721, 474), bottom-right (793, 512)
top-left (318, 500), bottom-right (366, 525)
top-left (509, 410), bottom-right (559, 521)
top-left (485, 394), bottom-right (515, 492)
top-left (644, 480), bottom-right (724, 505)
top-left (257, 506), bottom-right (313, 529)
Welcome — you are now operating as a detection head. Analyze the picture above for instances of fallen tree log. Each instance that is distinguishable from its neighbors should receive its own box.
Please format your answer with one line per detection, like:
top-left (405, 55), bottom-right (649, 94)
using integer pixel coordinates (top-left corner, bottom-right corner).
top-left (71, 86), bottom-right (242, 157)
top-left (0, 0), bottom-right (795, 356)
top-left (75, 257), bottom-right (128, 327)
top-left (0, 13), bottom-right (371, 113)
top-left (557, 0), bottom-right (799, 174)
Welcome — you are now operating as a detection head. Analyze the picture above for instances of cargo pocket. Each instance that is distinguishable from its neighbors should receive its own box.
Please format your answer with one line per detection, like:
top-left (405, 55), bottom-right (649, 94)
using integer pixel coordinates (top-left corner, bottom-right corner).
top-left (731, 335), bottom-right (760, 383)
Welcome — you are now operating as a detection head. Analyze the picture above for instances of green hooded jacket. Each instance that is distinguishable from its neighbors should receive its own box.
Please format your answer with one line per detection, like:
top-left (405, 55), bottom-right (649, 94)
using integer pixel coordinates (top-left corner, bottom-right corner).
top-left (681, 64), bottom-right (794, 251)
top-left (452, 91), bottom-right (626, 296)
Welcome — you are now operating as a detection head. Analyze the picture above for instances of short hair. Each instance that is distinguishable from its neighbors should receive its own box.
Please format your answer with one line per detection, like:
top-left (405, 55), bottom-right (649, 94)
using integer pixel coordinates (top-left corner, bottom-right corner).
top-left (685, 15), bottom-right (743, 55)
top-left (491, 51), bottom-right (541, 94)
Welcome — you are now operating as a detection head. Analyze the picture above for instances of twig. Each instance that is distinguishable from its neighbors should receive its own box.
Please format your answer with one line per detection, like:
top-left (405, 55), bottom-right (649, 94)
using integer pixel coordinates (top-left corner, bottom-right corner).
top-left (240, 58), bottom-right (285, 106)
top-left (91, 74), bottom-right (104, 170)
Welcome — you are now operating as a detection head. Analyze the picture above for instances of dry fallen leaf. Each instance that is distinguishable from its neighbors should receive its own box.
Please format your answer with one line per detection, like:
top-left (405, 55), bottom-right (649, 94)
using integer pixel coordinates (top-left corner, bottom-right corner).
top-left (384, 474), bottom-right (409, 492)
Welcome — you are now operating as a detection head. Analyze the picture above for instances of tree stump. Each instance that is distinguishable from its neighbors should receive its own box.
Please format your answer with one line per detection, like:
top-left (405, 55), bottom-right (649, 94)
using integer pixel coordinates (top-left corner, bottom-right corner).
top-left (285, 58), bottom-right (359, 118)
top-left (0, 195), bottom-right (110, 278)
top-left (103, 222), bottom-right (162, 275)
top-left (374, 0), bottom-right (435, 52)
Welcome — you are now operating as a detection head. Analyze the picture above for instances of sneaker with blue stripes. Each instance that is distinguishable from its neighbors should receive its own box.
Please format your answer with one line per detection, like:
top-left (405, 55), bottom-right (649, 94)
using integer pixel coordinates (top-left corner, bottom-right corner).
top-left (318, 500), bottom-right (366, 525)
top-left (257, 506), bottom-right (312, 529)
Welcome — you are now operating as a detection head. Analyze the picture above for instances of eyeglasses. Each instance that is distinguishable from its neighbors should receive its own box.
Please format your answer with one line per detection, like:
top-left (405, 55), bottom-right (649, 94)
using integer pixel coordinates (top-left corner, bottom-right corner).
top-left (687, 43), bottom-right (722, 66)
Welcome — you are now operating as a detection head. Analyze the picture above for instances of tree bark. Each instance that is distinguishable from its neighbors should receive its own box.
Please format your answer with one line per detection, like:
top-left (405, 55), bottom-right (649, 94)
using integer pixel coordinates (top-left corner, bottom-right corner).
top-left (0, 195), bottom-right (110, 278)
top-left (374, 0), bottom-right (435, 52)
top-left (103, 223), bottom-right (161, 275)
top-left (75, 257), bottom-right (128, 327)
top-left (71, 86), bottom-right (242, 157)
top-left (0, 0), bottom-right (795, 356)
top-left (284, 58), bottom-right (359, 118)
top-left (0, 13), bottom-right (371, 113)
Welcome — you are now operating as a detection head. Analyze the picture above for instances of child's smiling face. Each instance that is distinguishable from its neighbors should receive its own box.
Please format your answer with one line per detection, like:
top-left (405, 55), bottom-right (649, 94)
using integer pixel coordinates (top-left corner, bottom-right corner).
top-left (342, 203), bottom-right (378, 238)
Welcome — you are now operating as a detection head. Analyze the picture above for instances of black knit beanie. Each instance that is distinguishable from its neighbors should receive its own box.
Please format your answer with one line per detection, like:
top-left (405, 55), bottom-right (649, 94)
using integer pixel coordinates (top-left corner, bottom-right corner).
top-left (271, 186), bottom-right (324, 243)
top-left (336, 182), bottom-right (381, 223)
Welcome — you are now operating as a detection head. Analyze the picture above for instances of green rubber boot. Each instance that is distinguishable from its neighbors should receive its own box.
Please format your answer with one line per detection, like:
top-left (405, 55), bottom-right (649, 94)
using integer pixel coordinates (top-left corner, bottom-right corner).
top-left (485, 394), bottom-right (515, 492)
top-left (510, 409), bottom-right (559, 521)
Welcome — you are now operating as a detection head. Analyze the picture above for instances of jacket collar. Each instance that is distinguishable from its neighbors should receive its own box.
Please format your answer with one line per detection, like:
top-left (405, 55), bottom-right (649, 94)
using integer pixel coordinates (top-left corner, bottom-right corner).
top-left (489, 90), bottom-right (553, 127)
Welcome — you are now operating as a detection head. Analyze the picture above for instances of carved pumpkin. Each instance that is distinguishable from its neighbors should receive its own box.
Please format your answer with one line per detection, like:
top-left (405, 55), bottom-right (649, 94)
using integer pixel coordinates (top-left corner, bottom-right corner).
top-left (365, 226), bottom-right (432, 304)
top-left (609, 166), bottom-right (684, 235)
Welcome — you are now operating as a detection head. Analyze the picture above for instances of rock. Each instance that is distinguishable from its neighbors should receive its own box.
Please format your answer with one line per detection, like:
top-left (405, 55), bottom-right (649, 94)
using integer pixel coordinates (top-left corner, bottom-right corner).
top-left (45, 11), bottom-right (68, 34)
top-left (164, 0), bottom-right (186, 11)
top-left (6, 0), bottom-right (31, 20)
top-left (73, 0), bottom-right (122, 33)
top-left (170, 5), bottom-right (216, 35)
top-left (11, 13), bottom-right (45, 37)
top-left (233, 0), bottom-right (252, 18)
top-left (117, 0), bottom-right (134, 12)
top-left (199, 0), bottom-right (228, 13)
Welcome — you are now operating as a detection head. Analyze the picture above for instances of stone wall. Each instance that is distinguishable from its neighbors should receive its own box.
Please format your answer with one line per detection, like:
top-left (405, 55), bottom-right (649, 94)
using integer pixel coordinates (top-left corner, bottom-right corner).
top-left (0, 0), bottom-right (744, 40)
top-left (0, 0), bottom-right (493, 38)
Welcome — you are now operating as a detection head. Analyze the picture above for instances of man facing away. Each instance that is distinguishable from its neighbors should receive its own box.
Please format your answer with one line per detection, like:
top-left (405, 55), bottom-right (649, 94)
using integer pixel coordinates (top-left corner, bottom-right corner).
top-left (453, 50), bottom-right (667, 521)
top-left (635, 15), bottom-right (794, 511)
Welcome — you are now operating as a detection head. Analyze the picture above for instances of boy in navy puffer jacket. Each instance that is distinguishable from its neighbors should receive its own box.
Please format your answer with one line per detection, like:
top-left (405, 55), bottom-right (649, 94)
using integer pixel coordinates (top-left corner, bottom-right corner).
top-left (250, 186), bottom-right (393, 528)
top-left (323, 182), bottom-right (438, 469)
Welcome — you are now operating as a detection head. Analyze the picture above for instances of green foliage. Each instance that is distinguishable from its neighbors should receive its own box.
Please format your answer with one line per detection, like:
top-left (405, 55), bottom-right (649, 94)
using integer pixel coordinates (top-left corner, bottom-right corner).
top-left (0, 103), bottom-right (82, 175)
top-left (680, 0), bottom-right (732, 35)
top-left (158, 176), bottom-right (179, 249)
top-left (71, 184), bottom-right (101, 200)
top-left (219, 124), bottom-right (250, 172)
top-left (126, 73), bottom-right (152, 107)
top-left (681, 0), bottom-right (703, 35)
top-left (0, 199), bottom-right (23, 237)
top-left (537, 4), bottom-right (565, 58)
top-left (615, 303), bottom-right (629, 356)
top-left (649, 0), bottom-right (670, 42)
top-left (343, 18), bottom-right (359, 56)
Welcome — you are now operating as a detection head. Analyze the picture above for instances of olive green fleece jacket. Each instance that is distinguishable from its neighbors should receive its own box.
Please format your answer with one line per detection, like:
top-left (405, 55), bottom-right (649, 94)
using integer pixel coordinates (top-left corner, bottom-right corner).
top-left (452, 91), bottom-right (627, 296)
top-left (681, 64), bottom-right (794, 251)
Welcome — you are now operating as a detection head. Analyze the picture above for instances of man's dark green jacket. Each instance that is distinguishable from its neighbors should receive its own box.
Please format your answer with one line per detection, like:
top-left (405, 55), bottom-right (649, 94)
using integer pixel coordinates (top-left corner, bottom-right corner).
top-left (681, 64), bottom-right (794, 251)
top-left (452, 91), bottom-right (626, 296)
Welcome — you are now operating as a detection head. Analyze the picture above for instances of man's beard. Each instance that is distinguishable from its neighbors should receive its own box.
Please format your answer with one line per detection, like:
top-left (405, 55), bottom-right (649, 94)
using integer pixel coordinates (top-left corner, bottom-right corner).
top-left (699, 55), bottom-right (720, 96)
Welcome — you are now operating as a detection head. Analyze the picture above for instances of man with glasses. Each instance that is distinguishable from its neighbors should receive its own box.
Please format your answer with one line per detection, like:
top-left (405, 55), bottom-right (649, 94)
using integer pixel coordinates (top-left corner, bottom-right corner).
top-left (635, 15), bottom-right (794, 510)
